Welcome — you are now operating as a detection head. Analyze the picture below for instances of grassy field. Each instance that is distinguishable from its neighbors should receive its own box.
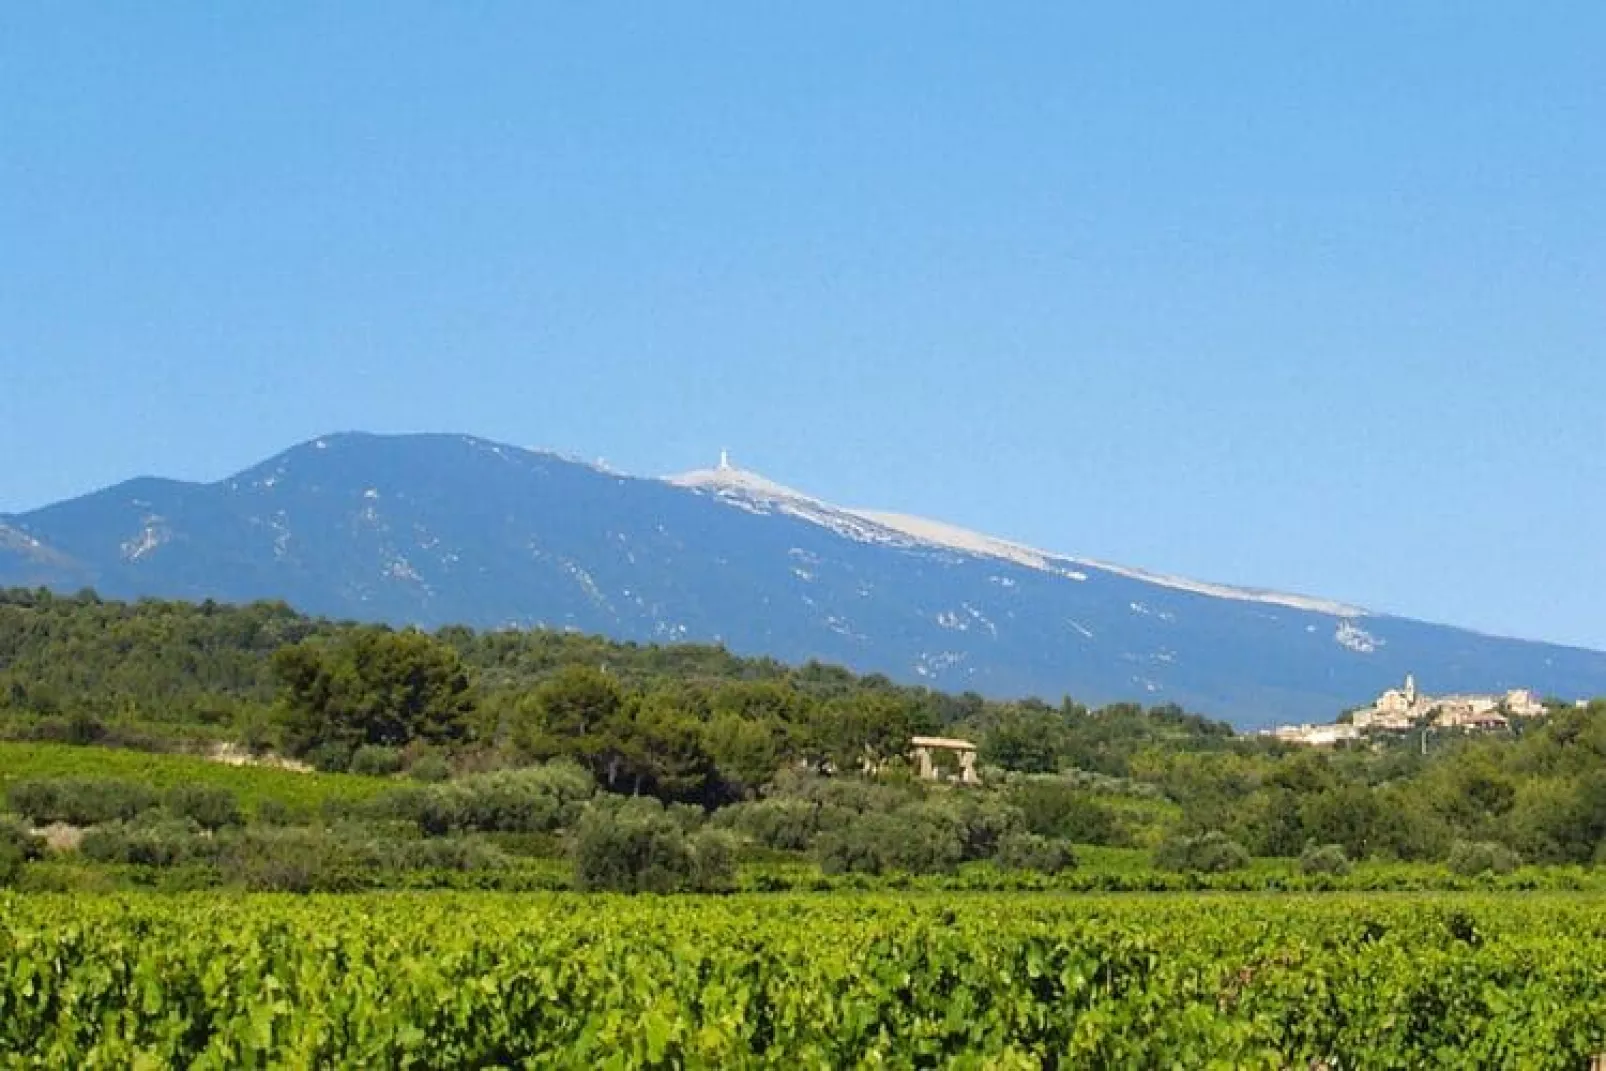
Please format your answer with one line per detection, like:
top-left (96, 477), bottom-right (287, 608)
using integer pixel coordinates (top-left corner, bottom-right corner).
top-left (0, 741), bottom-right (393, 817)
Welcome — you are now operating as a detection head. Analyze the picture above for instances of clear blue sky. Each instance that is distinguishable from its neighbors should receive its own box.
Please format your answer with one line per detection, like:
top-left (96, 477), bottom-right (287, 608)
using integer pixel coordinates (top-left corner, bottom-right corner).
top-left (2, 5), bottom-right (1602, 649)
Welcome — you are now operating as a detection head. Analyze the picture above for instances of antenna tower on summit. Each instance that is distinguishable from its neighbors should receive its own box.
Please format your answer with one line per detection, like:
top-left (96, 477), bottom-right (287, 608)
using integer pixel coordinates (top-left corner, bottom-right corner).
top-left (718, 449), bottom-right (732, 471)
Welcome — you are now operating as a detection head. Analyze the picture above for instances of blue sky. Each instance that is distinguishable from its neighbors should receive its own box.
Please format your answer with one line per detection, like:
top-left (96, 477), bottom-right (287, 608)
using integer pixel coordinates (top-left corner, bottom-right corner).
top-left (2, 4), bottom-right (1602, 648)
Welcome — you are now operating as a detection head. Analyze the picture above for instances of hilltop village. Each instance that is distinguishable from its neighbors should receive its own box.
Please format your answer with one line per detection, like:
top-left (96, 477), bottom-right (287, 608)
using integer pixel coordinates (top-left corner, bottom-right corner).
top-left (1266, 675), bottom-right (1552, 746)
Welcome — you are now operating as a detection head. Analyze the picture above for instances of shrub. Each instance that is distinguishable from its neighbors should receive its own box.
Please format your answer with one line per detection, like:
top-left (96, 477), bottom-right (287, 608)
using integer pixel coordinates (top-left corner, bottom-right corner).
top-left (238, 711), bottom-right (279, 755)
top-left (25, 712), bottom-right (107, 746)
top-left (1299, 842), bottom-right (1353, 876)
top-left (81, 819), bottom-right (217, 868)
top-left (1154, 831), bottom-right (1250, 873)
top-left (995, 832), bottom-right (1078, 874)
top-left (1447, 840), bottom-right (1521, 876)
top-left (408, 753), bottom-right (452, 783)
top-left (165, 783), bottom-right (243, 831)
top-left (360, 833), bottom-right (511, 873)
top-left (767, 769), bottom-right (918, 816)
top-left (949, 797), bottom-right (1027, 861)
top-left (304, 742), bottom-right (354, 774)
top-left (813, 806), bottom-right (967, 876)
top-left (0, 842), bottom-right (21, 887)
top-left (217, 828), bottom-right (363, 893)
top-left (6, 778), bottom-right (160, 826)
top-left (0, 815), bottom-right (44, 863)
top-left (1008, 779), bottom-right (1128, 845)
top-left (713, 797), bottom-right (828, 852)
top-left (255, 798), bottom-right (296, 826)
top-left (370, 763), bottom-right (594, 836)
top-left (350, 745), bottom-right (405, 777)
top-left (687, 829), bottom-right (739, 893)
top-left (572, 797), bottom-right (730, 893)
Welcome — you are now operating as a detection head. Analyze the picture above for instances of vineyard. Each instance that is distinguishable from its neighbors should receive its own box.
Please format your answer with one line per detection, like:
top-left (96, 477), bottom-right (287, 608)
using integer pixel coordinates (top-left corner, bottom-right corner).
top-left (3, 892), bottom-right (1604, 1067)
top-left (0, 742), bottom-right (390, 819)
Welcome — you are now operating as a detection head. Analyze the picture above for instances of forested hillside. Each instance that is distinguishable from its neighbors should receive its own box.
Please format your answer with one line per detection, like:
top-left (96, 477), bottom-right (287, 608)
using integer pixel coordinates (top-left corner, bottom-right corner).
top-left (0, 587), bottom-right (1233, 790)
top-left (4, 587), bottom-right (1606, 890)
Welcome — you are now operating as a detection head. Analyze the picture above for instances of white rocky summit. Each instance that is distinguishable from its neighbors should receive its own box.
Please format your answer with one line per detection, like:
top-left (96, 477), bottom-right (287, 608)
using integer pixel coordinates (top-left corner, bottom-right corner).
top-left (669, 454), bottom-right (1365, 619)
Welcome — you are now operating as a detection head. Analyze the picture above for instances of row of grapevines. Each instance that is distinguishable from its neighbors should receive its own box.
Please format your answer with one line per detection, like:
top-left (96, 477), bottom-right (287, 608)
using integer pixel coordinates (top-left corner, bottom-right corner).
top-left (0, 741), bottom-right (390, 817)
top-left (2, 891), bottom-right (1604, 1067)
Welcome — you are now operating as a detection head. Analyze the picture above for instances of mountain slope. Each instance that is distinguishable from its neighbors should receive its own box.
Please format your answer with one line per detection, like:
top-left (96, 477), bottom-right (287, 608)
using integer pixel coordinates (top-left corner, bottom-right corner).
top-left (4, 431), bottom-right (1603, 727)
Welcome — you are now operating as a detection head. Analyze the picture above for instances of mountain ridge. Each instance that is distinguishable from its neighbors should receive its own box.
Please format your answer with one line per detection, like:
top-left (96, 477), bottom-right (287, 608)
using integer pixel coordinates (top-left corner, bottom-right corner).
top-left (3, 430), bottom-right (1603, 727)
top-left (671, 455), bottom-right (1369, 620)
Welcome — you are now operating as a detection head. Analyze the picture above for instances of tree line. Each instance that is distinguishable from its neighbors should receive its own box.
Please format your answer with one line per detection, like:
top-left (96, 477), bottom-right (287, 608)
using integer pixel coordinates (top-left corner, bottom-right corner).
top-left (4, 587), bottom-right (1606, 871)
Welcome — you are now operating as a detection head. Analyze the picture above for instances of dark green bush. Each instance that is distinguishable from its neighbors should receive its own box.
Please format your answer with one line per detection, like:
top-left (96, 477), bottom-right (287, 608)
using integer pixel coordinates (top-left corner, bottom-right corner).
top-left (407, 753), bottom-right (452, 783)
top-left (767, 769), bottom-right (919, 816)
top-left (350, 745), bottom-right (404, 777)
top-left (304, 742), bottom-right (354, 774)
top-left (713, 797), bottom-right (831, 852)
top-left (369, 763), bottom-right (594, 836)
top-left (1154, 831), bottom-right (1250, 873)
top-left (0, 815), bottom-right (44, 863)
top-left (1007, 779), bottom-right (1129, 845)
top-left (995, 832), bottom-right (1078, 874)
top-left (165, 783), bottom-right (243, 831)
top-left (1447, 840), bottom-right (1521, 876)
top-left (948, 797), bottom-right (1027, 861)
top-left (6, 778), bottom-right (160, 826)
top-left (24, 712), bottom-right (107, 746)
top-left (217, 828), bottom-right (363, 893)
top-left (1299, 842), bottom-right (1353, 876)
top-left (572, 797), bottom-right (731, 893)
top-left (81, 819), bottom-right (217, 868)
top-left (254, 798), bottom-right (297, 826)
top-left (0, 842), bottom-right (21, 887)
top-left (813, 806), bottom-right (967, 876)
top-left (687, 829), bottom-right (739, 893)
top-left (365, 833), bottom-right (511, 873)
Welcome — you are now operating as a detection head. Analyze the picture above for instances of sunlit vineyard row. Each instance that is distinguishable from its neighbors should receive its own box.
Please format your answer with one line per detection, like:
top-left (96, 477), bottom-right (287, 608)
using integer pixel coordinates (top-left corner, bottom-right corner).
top-left (3, 891), bottom-right (1604, 1067)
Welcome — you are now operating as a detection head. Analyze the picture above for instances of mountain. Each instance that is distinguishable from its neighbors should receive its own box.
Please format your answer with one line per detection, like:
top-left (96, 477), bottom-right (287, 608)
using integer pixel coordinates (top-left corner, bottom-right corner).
top-left (3, 431), bottom-right (1603, 727)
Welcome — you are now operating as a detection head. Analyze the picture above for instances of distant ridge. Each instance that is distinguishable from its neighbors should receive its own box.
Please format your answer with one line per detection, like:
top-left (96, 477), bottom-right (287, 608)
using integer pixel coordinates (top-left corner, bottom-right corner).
top-left (673, 456), bottom-right (1364, 617)
top-left (3, 430), bottom-right (1603, 728)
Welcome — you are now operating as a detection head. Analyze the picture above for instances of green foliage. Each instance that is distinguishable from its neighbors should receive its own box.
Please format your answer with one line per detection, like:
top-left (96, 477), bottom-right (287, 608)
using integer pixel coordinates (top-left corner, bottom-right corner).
top-left (1007, 778), bottom-right (1129, 845)
top-left (81, 818), bottom-right (217, 868)
top-left (571, 796), bottom-right (732, 893)
top-left (1298, 842), bottom-right (1353, 876)
top-left (0, 742), bottom-right (391, 818)
top-left (216, 827), bottom-right (365, 893)
top-left (304, 742), bottom-right (354, 773)
top-left (165, 783), bottom-right (244, 831)
top-left (980, 707), bottom-right (1064, 773)
top-left (0, 815), bottom-right (43, 867)
top-left (6, 588), bottom-right (1606, 872)
top-left (1154, 830), bottom-right (1251, 873)
top-left (350, 744), bottom-right (405, 777)
top-left (407, 753), bottom-right (452, 783)
top-left (368, 763), bottom-right (595, 837)
top-left (0, 590), bottom-right (311, 730)
top-left (1447, 840), bottom-right (1522, 876)
top-left (813, 807), bottom-right (967, 876)
top-left (6, 777), bottom-right (159, 826)
top-left (274, 627), bottom-right (476, 755)
top-left (4, 893), bottom-right (1606, 1065)
top-left (994, 831), bottom-right (1078, 873)
top-left (713, 796), bottom-right (834, 852)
